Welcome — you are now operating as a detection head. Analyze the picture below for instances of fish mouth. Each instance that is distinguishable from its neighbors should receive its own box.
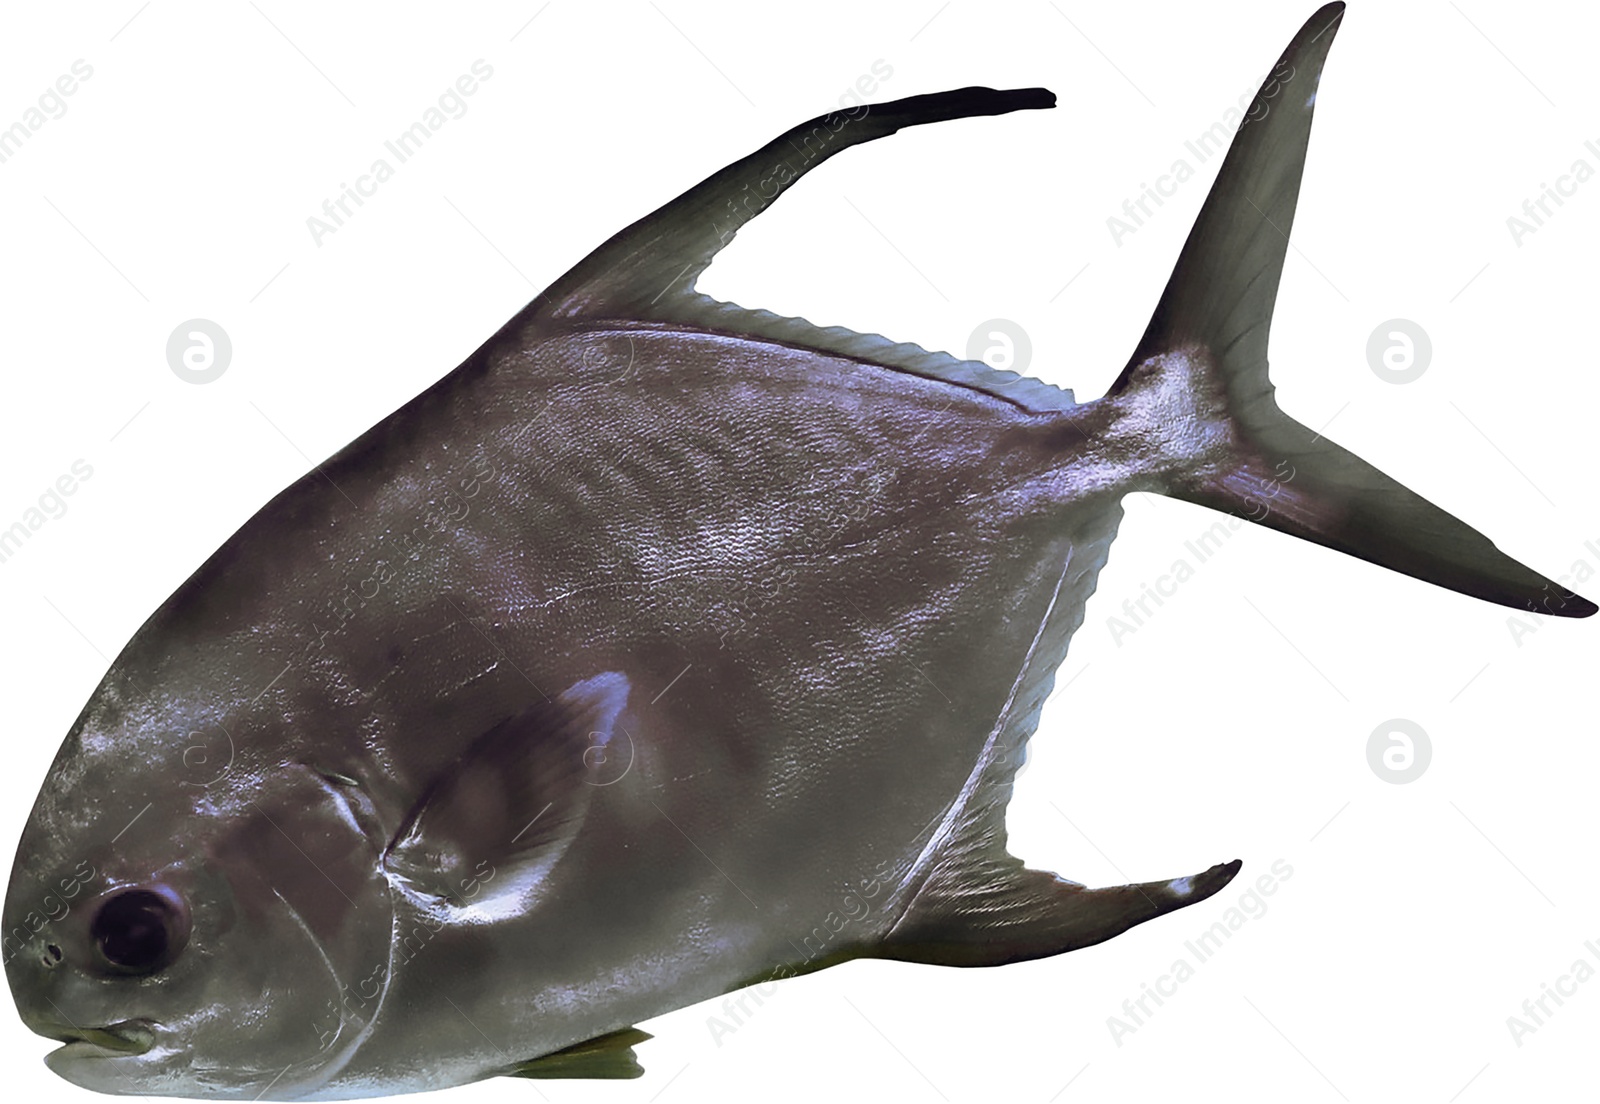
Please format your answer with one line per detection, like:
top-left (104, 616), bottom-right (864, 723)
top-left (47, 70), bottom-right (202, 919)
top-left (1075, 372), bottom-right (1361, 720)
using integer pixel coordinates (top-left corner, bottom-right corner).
top-left (48, 1018), bottom-right (157, 1059)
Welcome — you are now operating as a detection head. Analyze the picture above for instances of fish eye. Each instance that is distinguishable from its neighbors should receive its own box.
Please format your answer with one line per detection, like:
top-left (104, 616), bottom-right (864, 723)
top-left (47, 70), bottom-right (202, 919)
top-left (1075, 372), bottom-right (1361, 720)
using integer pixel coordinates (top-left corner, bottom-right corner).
top-left (90, 885), bottom-right (189, 975)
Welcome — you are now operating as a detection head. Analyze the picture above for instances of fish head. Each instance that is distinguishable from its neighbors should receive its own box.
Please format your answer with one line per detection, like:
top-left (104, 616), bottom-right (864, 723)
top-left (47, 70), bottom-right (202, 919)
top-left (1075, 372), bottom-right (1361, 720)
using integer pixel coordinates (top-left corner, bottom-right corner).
top-left (4, 663), bottom-right (400, 1099)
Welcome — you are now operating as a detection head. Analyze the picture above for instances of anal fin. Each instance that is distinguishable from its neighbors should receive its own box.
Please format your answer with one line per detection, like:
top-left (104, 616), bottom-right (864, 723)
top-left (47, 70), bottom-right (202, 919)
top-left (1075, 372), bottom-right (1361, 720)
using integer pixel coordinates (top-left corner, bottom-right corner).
top-left (505, 1026), bottom-right (651, 1080)
top-left (873, 522), bottom-right (1241, 968)
top-left (879, 852), bottom-right (1241, 967)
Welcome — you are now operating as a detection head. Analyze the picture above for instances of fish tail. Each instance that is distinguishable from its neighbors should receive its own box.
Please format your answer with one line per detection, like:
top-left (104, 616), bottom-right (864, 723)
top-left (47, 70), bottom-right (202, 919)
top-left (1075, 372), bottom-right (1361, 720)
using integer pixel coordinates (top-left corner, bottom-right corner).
top-left (1111, 1), bottom-right (1593, 618)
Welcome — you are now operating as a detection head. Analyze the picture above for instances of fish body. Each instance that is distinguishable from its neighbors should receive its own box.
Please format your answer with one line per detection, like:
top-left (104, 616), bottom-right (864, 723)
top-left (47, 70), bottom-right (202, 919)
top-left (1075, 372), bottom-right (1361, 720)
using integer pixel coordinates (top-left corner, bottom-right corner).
top-left (4, 3), bottom-right (1591, 1098)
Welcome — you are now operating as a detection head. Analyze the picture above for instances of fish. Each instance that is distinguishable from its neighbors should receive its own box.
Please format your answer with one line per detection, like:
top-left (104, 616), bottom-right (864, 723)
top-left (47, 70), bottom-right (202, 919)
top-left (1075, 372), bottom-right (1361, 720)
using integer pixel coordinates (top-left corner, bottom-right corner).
top-left (4, 1), bottom-right (1591, 1098)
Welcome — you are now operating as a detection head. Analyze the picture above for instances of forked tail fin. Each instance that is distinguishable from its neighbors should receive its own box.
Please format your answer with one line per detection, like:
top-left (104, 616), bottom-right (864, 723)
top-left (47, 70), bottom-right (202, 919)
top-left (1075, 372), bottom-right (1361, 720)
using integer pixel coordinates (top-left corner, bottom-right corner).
top-left (1114, 1), bottom-right (1594, 618)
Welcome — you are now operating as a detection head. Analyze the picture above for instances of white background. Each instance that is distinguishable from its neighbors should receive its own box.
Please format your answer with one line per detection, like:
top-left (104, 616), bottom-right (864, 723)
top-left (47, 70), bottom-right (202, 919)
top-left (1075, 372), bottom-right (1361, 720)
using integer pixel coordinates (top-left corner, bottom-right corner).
top-left (0, 2), bottom-right (1595, 1102)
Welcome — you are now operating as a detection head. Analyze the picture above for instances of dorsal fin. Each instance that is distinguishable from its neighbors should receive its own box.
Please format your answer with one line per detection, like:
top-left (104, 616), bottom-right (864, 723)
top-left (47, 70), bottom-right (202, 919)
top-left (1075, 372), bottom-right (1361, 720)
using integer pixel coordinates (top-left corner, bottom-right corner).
top-left (536, 87), bottom-right (1052, 321)
top-left (528, 87), bottom-right (1078, 413)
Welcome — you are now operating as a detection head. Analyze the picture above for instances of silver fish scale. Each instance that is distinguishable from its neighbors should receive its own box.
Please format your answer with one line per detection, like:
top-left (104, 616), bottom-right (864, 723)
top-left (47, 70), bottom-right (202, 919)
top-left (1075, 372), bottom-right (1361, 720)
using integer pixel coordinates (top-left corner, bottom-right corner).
top-left (284, 322), bottom-right (1113, 1072)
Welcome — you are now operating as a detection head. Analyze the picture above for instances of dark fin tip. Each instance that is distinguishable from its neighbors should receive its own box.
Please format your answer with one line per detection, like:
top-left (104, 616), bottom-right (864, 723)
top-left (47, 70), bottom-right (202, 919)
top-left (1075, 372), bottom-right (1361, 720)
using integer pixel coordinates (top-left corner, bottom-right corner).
top-left (1542, 590), bottom-right (1598, 619)
top-left (1208, 859), bottom-right (1244, 894)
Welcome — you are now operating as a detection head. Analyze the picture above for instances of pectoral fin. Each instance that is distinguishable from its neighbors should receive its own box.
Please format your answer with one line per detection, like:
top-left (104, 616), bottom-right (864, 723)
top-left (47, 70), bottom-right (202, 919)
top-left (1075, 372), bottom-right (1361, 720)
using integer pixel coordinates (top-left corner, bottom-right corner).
top-left (505, 1027), bottom-right (651, 1080)
top-left (382, 672), bottom-right (630, 905)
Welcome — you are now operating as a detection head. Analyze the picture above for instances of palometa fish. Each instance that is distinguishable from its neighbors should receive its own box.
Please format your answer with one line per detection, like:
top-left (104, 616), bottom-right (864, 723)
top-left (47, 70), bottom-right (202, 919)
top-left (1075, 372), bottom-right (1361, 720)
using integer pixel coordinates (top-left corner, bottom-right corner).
top-left (5, 2), bottom-right (1590, 1097)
